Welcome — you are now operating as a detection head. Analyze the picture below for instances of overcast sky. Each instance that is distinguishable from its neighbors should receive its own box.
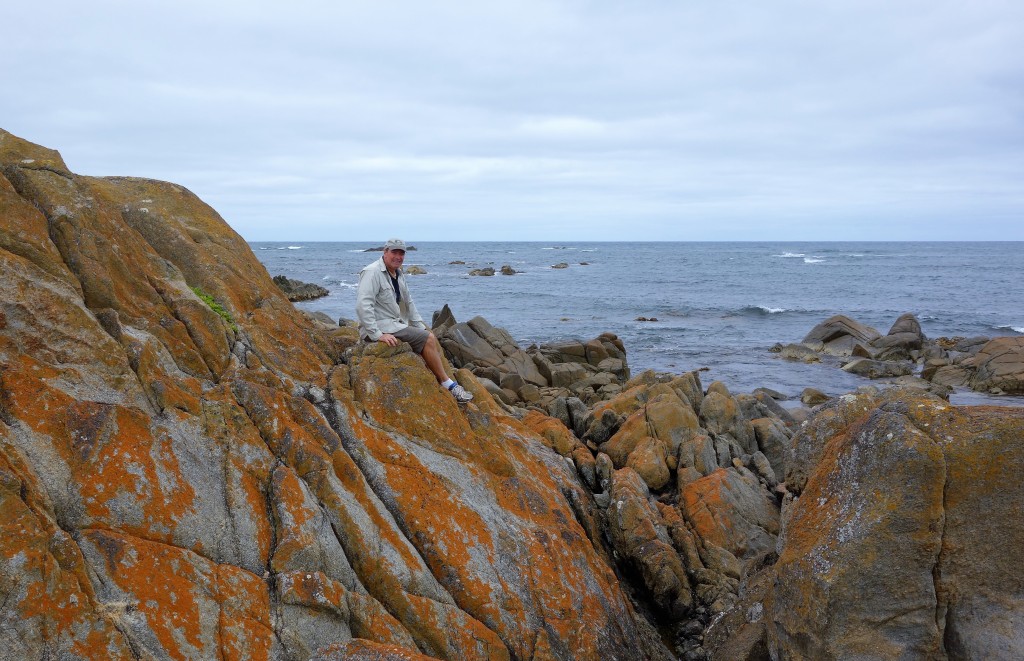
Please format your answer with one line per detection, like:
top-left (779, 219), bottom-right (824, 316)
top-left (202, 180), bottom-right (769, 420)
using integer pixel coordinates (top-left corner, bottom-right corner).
top-left (4, 1), bottom-right (1023, 241)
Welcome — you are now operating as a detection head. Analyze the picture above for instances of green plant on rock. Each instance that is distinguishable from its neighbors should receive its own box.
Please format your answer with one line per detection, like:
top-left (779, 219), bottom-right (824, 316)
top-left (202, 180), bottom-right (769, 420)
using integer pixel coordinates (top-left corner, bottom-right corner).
top-left (190, 286), bottom-right (239, 333)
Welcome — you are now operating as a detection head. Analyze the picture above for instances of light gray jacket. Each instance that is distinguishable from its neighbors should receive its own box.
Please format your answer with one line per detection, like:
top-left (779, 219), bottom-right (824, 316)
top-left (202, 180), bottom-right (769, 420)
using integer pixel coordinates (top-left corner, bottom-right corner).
top-left (355, 257), bottom-right (427, 341)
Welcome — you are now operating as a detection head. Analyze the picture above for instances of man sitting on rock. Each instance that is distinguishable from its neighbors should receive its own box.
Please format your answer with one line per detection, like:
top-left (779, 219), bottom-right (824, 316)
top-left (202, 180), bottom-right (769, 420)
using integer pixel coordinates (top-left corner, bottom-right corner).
top-left (356, 238), bottom-right (473, 403)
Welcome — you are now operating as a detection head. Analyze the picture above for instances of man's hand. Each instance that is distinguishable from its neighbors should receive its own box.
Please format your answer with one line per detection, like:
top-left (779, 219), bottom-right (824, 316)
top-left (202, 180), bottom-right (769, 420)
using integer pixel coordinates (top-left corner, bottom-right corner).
top-left (378, 333), bottom-right (399, 346)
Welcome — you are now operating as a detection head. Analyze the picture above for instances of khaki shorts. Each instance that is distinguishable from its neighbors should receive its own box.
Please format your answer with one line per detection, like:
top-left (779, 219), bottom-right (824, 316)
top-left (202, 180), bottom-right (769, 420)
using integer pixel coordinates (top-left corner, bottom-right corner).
top-left (366, 326), bottom-right (430, 354)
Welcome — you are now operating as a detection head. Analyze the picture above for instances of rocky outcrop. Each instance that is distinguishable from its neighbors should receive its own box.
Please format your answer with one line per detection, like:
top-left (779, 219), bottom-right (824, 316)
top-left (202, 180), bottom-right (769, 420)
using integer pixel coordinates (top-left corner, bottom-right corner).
top-left (6, 129), bottom-right (1020, 661)
top-left (1, 129), bottom-right (676, 660)
top-left (433, 307), bottom-right (630, 411)
top-left (274, 275), bottom-right (330, 301)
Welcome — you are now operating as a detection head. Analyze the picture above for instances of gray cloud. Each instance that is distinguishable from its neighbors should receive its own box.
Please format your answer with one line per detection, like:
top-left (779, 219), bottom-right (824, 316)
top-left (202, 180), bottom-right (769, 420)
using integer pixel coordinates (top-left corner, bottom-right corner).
top-left (3, 0), bottom-right (1022, 240)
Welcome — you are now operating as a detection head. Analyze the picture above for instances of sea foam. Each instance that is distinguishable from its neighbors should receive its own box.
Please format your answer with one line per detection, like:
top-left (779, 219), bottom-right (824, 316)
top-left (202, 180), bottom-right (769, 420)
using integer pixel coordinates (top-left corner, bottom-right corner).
top-left (994, 324), bottom-right (1024, 334)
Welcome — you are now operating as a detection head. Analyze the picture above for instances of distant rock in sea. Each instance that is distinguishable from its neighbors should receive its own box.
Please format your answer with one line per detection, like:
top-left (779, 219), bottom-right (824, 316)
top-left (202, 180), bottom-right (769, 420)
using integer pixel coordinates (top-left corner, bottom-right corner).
top-left (364, 244), bottom-right (417, 251)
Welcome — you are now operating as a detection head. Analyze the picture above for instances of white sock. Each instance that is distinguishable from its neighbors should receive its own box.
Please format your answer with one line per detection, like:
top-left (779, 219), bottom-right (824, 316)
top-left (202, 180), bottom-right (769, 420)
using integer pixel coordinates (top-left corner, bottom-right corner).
top-left (441, 379), bottom-right (455, 389)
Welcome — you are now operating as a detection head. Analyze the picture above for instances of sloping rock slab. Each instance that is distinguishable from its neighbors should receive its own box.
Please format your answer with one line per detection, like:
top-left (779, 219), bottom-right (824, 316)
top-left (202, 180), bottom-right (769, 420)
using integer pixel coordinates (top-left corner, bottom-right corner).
top-left (802, 314), bottom-right (881, 346)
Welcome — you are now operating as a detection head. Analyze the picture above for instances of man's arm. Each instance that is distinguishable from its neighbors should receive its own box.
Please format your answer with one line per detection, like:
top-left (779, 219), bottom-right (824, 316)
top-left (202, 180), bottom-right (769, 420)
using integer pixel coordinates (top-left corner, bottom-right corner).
top-left (355, 269), bottom-right (382, 341)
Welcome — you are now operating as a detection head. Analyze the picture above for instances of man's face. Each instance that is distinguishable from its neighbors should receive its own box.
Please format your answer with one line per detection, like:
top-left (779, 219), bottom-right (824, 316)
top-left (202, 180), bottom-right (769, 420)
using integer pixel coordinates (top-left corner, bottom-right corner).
top-left (383, 248), bottom-right (405, 272)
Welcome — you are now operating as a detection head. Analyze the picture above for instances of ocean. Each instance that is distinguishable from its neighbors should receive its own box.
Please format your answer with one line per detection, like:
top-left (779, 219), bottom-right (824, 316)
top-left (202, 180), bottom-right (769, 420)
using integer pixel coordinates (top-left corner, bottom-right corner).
top-left (251, 242), bottom-right (1024, 408)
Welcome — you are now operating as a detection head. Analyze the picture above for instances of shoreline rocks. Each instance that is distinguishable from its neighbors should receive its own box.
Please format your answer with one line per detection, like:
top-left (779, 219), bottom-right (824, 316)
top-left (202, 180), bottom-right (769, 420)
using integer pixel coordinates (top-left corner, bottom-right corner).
top-left (779, 312), bottom-right (1024, 398)
top-left (4, 128), bottom-right (1022, 661)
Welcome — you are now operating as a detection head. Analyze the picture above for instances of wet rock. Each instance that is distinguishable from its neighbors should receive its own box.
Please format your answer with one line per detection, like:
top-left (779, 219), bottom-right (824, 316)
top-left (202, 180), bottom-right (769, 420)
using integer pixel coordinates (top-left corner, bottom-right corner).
top-left (777, 343), bottom-right (822, 362)
top-left (929, 364), bottom-right (972, 387)
top-left (753, 387), bottom-right (787, 401)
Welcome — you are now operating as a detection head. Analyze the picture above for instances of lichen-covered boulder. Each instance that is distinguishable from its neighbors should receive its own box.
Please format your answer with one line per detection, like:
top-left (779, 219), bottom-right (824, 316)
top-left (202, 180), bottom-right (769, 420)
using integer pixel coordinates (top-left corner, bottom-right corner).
top-left (767, 390), bottom-right (1024, 660)
top-left (698, 383), bottom-right (756, 455)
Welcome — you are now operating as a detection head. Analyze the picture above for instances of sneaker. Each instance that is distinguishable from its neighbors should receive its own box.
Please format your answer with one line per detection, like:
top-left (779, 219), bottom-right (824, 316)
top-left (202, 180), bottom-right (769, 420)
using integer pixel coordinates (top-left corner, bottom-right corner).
top-left (447, 383), bottom-right (473, 403)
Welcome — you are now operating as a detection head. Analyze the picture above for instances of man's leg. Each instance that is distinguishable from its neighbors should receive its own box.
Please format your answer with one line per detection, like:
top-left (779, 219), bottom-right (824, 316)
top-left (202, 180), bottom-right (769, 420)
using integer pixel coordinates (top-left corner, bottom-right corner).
top-left (392, 327), bottom-right (472, 402)
top-left (419, 332), bottom-right (450, 383)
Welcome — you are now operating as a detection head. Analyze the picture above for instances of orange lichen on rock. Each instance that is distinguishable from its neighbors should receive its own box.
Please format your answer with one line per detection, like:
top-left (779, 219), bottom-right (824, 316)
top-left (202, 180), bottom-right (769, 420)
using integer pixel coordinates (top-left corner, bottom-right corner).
top-left (348, 346), bottom-right (478, 451)
top-left (767, 391), bottom-right (963, 660)
top-left (520, 410), bottom-right (579, 456)
top-left (81, 528), bottom-right (275, 659)
top-left (680, 468), bottom-right (779, 561)
top-left (216, 563), bottom-right (274, 661)
top-left (312, 638), bottom-right (439, 661)
top-left (0, 171), bottom-right (80, 289)
top-left (339, 348), bottom-right (650, 661)
top-left (0, 130), bottom-right (715, 660)
top-left (0, 447), bottom-right (135, 658)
